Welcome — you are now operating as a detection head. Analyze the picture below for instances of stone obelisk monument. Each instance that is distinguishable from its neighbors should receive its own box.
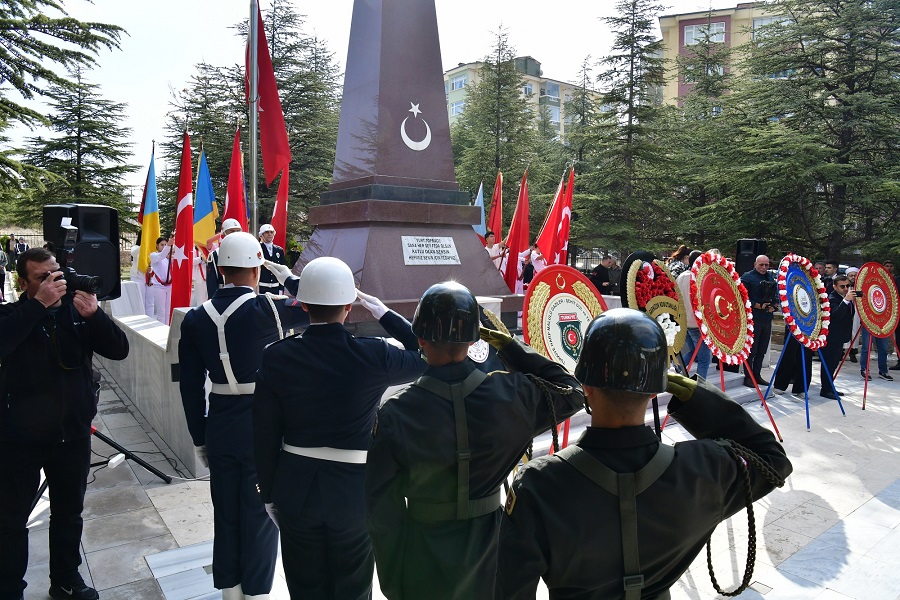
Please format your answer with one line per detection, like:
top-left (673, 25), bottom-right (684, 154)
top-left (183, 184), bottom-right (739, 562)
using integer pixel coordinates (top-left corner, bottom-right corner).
top-left (296, 0), bottom-right (516, 322)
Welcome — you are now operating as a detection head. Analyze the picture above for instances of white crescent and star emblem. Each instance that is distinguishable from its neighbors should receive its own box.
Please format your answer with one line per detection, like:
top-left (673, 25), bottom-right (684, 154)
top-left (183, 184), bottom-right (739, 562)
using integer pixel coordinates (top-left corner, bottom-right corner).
top-left (467, 339), bottom-right (490, 363)
top-left (401, 101), bottom-right (432, 152)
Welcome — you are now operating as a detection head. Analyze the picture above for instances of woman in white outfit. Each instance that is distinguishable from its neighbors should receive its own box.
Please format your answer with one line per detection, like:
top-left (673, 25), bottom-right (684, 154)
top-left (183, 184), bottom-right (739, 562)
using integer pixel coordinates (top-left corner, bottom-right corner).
top-left (149, 236), bottom-right (173, 324)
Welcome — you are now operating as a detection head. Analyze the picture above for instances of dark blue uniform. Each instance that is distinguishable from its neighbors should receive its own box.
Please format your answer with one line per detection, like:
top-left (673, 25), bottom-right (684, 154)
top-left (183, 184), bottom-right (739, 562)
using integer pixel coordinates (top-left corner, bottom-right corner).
top-left (253, 311), bottom-right (424, 600)
top-left (179, 285), bottom-right (308, 596)
top-left (258, 243), bottom-right (286, 295)
top-left (205, 249), bottom-right (223, 299)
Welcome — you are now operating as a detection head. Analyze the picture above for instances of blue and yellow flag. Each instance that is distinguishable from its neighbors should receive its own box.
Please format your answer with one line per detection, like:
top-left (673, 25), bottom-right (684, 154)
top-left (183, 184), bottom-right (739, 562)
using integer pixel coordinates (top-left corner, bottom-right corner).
top-left (138, 151), bottom-right (160, 273)
top-left (194, 149), bottom-right (218, 253)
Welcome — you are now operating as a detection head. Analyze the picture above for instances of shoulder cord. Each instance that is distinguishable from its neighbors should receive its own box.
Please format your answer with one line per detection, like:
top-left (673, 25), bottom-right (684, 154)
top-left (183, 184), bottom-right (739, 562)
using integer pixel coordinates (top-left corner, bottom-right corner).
top-left (524, 374), bottom-right (578, 454)
top-left (263, 292), bottom-right (285, 340)
top-left (707, 439), bottom-right (787, 597)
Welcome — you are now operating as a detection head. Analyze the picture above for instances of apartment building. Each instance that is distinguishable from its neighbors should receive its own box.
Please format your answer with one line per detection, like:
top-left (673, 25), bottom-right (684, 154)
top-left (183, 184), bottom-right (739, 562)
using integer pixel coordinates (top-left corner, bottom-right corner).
top-left (443, 56), bottom-right (589, 138)
top-left (658, 1), bottom-right (784, 104)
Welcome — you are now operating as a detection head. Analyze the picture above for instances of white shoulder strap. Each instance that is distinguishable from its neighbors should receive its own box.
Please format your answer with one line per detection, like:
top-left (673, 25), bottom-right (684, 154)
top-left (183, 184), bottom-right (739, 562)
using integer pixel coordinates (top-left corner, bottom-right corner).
top-left (263, 292), bottom-right (286, 340)
top-left (201, 293), bottom-right (257, 394)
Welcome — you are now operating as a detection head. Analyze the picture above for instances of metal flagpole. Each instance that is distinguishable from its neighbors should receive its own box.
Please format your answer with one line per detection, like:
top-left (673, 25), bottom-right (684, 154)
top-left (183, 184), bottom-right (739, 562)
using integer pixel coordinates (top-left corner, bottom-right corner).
top-left (249, 0), bottom-right (259, 237)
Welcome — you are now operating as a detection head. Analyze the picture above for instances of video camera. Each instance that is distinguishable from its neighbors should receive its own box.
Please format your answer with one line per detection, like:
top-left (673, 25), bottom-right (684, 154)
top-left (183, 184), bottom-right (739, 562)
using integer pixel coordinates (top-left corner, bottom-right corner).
top-left (759, 279), bottom-right (779, 309)
top-left (57, 225), bottom-right (103, 295)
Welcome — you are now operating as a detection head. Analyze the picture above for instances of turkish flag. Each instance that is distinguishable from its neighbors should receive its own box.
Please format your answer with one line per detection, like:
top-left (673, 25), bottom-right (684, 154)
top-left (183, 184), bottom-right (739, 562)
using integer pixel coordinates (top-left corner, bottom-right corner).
top-left (223, 127), bottom-right (248, 232)
top-left (503, 171), bottom-right (530, 293)
top-left (535, 171), bottom-right (566, 264)
top-left (556, 168), bottom-right (574, 265)
top-left (170, 131), bottom-right (195, 319)
top-left (271, 167), bottom-right (289, 249)
top-left (246, 6), bottom-right (292, 186)
top-left (487, 171), bottom-right (503, 240)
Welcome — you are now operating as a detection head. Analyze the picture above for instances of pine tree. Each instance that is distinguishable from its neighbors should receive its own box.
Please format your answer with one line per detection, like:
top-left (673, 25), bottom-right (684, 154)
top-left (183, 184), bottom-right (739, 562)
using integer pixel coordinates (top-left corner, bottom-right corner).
top-left (20, 67), bottom-right (138, 229)
top-left (580, 0), bottom-right (670, 253)
top-left (0, 0), bottom-right (123, 191)
top-left (452, 27), bottom-right (538, 229)
top-left (724, 0), bottom-right (900, 258)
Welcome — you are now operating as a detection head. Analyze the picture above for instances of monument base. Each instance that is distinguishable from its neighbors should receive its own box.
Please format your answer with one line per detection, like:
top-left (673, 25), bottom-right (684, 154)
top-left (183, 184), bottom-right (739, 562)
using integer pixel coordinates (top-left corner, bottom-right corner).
top-left (296, 200), bottom-right (523, 327)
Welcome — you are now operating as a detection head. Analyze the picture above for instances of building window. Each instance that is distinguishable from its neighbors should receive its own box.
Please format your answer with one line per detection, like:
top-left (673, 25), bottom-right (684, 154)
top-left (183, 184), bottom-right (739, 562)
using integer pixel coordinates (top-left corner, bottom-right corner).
top-left (682, 63), bottom-right (724, 83)
top-left (523, 82), bottom-right (533, 95)
top-left (450, 74), bottom-right (467, 91)
top-left (548, 106), bottom-right (561, 125)
top-left (752, 16), bottom-right (787, 40)
top-left (684, 22), bottom-right (725, 45)
top-left (450, 100), bottom-right (465, 116)
top-left (541, 81), bottom-right (560, 99)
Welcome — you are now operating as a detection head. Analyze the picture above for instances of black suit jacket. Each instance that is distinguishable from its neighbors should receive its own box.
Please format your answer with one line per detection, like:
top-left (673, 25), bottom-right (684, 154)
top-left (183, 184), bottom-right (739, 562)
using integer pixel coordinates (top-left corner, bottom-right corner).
top-left (827, 290), bottom-right (854, 346)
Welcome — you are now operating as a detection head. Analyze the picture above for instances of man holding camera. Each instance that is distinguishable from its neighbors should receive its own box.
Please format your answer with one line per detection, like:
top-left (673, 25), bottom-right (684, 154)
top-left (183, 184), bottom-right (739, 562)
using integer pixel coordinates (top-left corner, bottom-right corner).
top-left (820, 274), bottom-right (856, 399)
top-left (740, 255), bottom-right (777, 387)
top-left (0, 248), bottom-right (129, 600)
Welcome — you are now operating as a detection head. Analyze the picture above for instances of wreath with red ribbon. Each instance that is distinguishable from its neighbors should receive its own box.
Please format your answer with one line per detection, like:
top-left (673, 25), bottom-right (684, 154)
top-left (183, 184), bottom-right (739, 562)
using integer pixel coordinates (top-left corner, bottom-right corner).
top-left (690, 252), bottom-right (755, 364)
top-left (777, 253), bottom-right (830, 350)
top-left (634, 261), bottom-right (679, 309)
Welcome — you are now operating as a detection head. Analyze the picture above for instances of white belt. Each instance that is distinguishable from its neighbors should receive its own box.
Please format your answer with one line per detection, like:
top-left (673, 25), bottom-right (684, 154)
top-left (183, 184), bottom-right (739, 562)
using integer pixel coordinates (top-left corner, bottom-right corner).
top-left (210, 382), bottom-right (256, 395)
top-left (282, 444), bottom-right (367, 464)
top-left (259, 282), bottom-right (280, 287)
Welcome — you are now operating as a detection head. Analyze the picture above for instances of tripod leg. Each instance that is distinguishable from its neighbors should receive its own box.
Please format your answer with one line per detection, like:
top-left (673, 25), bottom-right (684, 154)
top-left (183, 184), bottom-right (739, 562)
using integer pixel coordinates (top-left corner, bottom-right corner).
top-left (92, 430), bottom-right (172, 484)
top-left (30, 473), bottom-right (49, 514)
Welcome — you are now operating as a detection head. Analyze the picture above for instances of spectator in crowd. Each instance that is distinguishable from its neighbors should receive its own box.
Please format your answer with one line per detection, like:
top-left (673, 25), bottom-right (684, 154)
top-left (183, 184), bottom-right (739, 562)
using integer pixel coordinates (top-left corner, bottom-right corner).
top-left (607, 257), bottom-right (622, 295)
top-left (813, 260), bottom-right (826, 275)
top-left (740, 255), bottom-right (777, 387)
top-left (822, 260), bottom-right (839, 294)
top-left (845, 267), bottom-right (860, 363)
top-left (667, 244), bottom-right (692, 277)
top-left (820, 275), bottom-right (855, 399)
top-left (886, 260), bottom-right (900, 371)
top-left (589, 255), bottom-right (614, 294)
top-left (676, 251), bottom-right (710, 379)
top-left (0, 249), bottom-right (7, 302)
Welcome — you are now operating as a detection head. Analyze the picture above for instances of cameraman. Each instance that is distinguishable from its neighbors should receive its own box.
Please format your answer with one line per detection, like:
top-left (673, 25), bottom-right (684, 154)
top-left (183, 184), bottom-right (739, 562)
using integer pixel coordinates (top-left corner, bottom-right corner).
top-left (740, 255), bottom-right (777, 387)
top-left (0, 248), bottom-right (129, 600)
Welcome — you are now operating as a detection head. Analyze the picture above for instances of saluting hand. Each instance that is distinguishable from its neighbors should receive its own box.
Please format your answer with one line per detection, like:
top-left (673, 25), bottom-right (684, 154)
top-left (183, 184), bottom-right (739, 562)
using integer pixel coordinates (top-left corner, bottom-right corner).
top-left (72, 290), bottom-right (98, 319)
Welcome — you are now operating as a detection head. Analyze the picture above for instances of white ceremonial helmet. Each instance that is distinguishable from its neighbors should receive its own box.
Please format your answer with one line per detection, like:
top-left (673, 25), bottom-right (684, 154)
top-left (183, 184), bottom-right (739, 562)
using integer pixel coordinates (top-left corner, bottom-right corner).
top-left (221, 218), bottom-right (242, 234)
top-left (259, 223), bottom-right (276, 236)
top-left (297, 257), bottom-right (357, 306)
top-left (217, 232), bottom-right (265, 268)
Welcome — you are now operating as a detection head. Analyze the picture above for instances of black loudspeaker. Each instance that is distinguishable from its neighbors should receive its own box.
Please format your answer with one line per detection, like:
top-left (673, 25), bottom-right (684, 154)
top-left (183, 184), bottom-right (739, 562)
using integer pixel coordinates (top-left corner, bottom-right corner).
top-left (42, 204), bottom-right (121, 300)
top-left (735, 238), bottom-right (767, 277)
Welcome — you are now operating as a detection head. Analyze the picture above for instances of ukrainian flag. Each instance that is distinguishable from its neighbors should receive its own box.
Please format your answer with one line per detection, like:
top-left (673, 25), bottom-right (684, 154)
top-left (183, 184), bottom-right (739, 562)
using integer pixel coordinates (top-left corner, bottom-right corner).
top-left (194, 149), bottom-right (218, 253)
top-left (138, 151), bottom-right (160, 274)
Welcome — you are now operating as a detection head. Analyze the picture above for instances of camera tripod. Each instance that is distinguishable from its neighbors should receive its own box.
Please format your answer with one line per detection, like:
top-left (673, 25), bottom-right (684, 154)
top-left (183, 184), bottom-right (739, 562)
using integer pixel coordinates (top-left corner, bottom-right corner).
top-left (30, 426), bottom-right (172, 513)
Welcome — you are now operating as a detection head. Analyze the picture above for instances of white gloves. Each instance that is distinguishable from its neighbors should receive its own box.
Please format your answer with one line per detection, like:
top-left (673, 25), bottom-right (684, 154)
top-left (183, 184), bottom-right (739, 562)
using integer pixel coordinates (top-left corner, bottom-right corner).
top-left (357, 290), bottom-right (389, 319)
top-left (195, 445), bottom-right (209, 468)
top-left (263, 261), bottom-right (293, 285)
top-left (264, 502), bottom-right (280, 529)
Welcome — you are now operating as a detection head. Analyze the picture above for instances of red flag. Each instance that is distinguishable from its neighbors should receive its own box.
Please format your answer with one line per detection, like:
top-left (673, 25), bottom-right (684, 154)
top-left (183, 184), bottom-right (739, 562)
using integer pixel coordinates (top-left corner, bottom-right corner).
top-left (224, 127), bottom-right (248, 232)
top-left (487, 171), bottom-right (503, 240)
top-left (170, 131), bottom-right (195, 319)
top-left (246, 7), bottom-right (292, 186)
top-left (535, 171), bottom-right (566, 263)
top-left (503, 171), bottom-right (530, 293)
top-left (271, 167), bottom-right (289, 249)
top-left (556, 168), bottom-right (574, 265)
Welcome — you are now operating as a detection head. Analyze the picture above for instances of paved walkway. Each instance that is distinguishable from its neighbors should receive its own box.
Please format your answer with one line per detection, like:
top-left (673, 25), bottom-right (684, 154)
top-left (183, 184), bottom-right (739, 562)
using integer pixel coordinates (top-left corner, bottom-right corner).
top-left (22, 353), bottom-right (900, 599)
